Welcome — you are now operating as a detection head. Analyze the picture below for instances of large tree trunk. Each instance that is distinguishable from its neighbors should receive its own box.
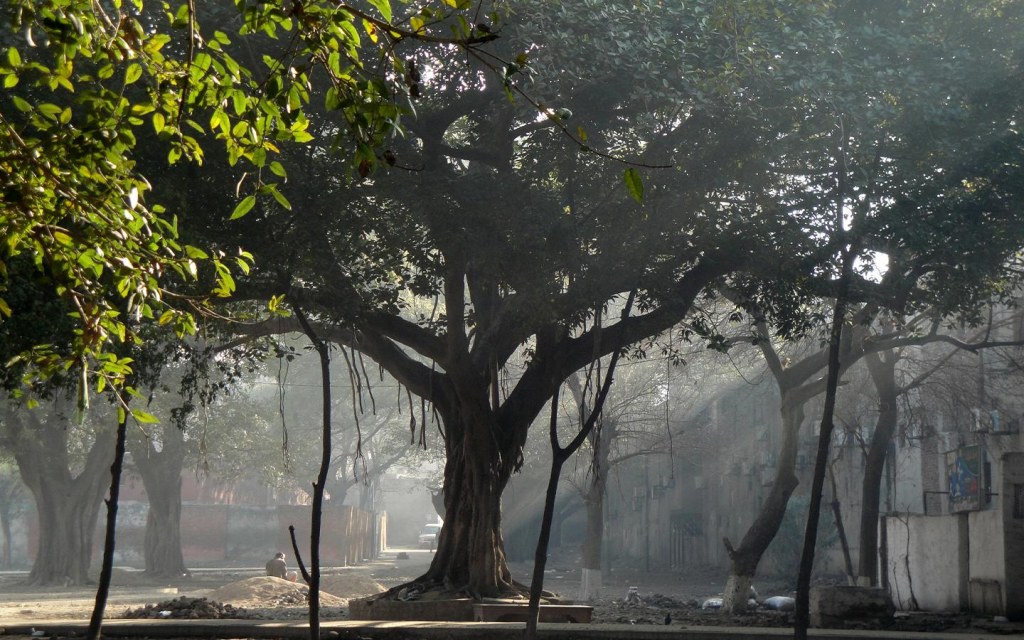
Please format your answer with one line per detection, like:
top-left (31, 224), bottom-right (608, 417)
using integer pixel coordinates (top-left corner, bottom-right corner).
top-left (722, 401), bottom-right (803, 613)
top-left (417, 400), bottom-right (524, 597)
top-left (142, 477), bottom-right (186, 577)
top-left (859, 350), bottom-right (898, 585)
top-left (4, 406), bottom-right (115, 585)
top-left (130, 425), bottom-right (188, 577)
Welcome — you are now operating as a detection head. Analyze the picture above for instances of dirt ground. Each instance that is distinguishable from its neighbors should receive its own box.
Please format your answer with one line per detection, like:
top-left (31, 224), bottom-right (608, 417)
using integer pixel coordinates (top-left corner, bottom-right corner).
top-left (0, 548), bottom-right (1020, 635)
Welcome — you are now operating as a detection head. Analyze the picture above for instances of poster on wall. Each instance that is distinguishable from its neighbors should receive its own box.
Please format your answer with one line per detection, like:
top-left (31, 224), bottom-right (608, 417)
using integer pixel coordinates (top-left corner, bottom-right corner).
top-left (947, 445), bottom-right (983, 512)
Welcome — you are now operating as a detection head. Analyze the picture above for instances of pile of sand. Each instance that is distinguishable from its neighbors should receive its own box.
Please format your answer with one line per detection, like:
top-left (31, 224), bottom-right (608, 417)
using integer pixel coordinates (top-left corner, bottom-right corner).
top-left (208, 577), bottom-right (348, 608)
top-left (318, 573), bottom-right (387, 599)
top-left (205, 574), bottom-right (386, 608)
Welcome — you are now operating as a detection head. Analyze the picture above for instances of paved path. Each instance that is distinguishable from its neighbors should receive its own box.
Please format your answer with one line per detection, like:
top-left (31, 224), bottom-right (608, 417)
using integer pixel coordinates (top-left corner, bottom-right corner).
top-left (0, 618), bottom-right (1020, 640)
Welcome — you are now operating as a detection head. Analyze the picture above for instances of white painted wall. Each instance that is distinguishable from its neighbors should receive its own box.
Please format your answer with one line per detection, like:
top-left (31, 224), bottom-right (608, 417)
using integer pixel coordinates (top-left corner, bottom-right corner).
top-left (891, 445), bottom-right (924, 513)
top-left (885, 514), bottom-right (964, 611)
top-left (968, 509), bottom-right (1005, 582)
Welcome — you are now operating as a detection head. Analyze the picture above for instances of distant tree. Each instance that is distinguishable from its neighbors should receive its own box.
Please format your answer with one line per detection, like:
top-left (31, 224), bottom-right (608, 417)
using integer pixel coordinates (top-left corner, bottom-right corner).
top-left (0, 397), bottom-right (115, 585)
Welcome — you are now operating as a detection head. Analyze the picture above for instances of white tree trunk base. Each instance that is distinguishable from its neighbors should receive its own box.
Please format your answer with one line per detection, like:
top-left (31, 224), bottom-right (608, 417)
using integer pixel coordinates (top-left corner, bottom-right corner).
top-left (580, 568), bottom-right (602, 601)
top-left (723, 573), bottom-right (752, 614)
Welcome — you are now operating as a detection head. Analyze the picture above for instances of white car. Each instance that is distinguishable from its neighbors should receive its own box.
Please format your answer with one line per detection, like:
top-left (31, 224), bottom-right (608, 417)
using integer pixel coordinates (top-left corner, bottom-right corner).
top-left (418, 523), bottom-right (442, 549)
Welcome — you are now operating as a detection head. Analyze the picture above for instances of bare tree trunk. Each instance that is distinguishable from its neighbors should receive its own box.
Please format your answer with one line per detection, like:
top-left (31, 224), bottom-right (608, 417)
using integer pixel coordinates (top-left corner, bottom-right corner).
top-left (7, 407), bottom-right (115, 585)
top-left (580, 415), bottom-right (615, 600)
top-left (526, 393), bottom-right (568, 640)
top-left (0, 509), bottom-right (10, 569)
top-left (420, 404), bottom-right (520, 597)
top-left (295, 307), bottom-right (332, 640)
top-left (0, 476), bottom-right (19, 569)
top-left (722, 402), bottom-right (802, 613)
top-left (859, 349), bottom-right (898, 585)
top-left (793, 237), bottom-right (856, 639)
top-left (527, 325), bottom-right (626, 640)
top-left (823, 449), bottom-right (855, 582)
top-left (87, 404), bottom-right (130, 640)
top-left (719, 311), bottom-right (871, 614)
top-left (142, 478), bottom-right (186, 576)
top-left (131, 424), bottom-right (188, 578)
top-left (580, 480), bottom-right (605, 600)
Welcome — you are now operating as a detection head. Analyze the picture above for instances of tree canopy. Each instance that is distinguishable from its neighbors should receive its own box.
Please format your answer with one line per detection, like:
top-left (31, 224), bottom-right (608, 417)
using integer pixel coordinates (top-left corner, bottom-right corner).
top-left (4, 0), bottom-right (1024, 601)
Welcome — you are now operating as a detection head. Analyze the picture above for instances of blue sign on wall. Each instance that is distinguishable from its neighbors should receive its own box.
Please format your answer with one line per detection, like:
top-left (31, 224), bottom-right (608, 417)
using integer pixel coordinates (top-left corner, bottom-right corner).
top-left (947, 445), bottom-right (983, 512)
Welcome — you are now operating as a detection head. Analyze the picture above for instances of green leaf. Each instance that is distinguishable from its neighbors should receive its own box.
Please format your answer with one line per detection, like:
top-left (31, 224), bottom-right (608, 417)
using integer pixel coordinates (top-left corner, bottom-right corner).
top-left (268, 185), bottom-right (291, 211)
top-left (6, 47), bottom-right (21, 67)
top-left (131, 409), bottom-right (160, 424)
top-left (185, 245), bottom-right (208, 259)
top-left (0, 298), bottom-right (10, 317)
top-left (231, 194), bottom-right (257, 219)
top-left (125, 62), bottom-right (142, 84)
top-left (153, 112), bottom-right (165, 133)
top-left (367, 0), bottom-right (392, 22)
top-left (624, 168), bottom-right (644, 204)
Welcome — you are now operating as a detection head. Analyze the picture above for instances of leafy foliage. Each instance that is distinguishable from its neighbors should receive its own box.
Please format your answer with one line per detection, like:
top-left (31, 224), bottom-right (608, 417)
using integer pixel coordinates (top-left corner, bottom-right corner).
top-left (0, 0), bottom-right (485, 392)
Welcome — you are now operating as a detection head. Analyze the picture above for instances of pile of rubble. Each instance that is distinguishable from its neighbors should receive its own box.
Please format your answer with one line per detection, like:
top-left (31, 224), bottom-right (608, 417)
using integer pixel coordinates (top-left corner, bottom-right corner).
top-left (122, 596), bottom-right (247, 619)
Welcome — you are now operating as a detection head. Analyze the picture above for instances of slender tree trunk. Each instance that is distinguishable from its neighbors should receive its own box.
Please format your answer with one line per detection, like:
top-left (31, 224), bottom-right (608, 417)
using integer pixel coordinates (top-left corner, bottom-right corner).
top-left (722, 402), bottom-right (803, 613)
top-left (527, 333), bottom-right (625, 640)
top-left (0, 508), bottom-right (10, 569)
top-left (580, 420), bottom-right (613, 601)
top-left (295, 307), bottom-right (332, 640)
top-left (0, 474), bottom-right (21, 569)
top-left (580, 481), bottom-right (605, 600)
top-left (88, 404), bottom-right (130, 640)
top-left (526, 398), bottom-right (567, 640)
top-left (859, 350), bottom-right (898, 585)
top-left (825, 449), bottom-right (854, 582)
top-left (794, 238), bottom-right (856, 639)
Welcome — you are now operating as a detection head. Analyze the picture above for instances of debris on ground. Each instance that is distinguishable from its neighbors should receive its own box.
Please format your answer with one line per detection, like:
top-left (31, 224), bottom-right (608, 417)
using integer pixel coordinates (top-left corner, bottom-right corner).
top-left (763, 595), bottom-right (795, 611)
top-left (701, 596), bottom-right (723, 610)
top-left (122, 597), bottom-right (245, 619)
